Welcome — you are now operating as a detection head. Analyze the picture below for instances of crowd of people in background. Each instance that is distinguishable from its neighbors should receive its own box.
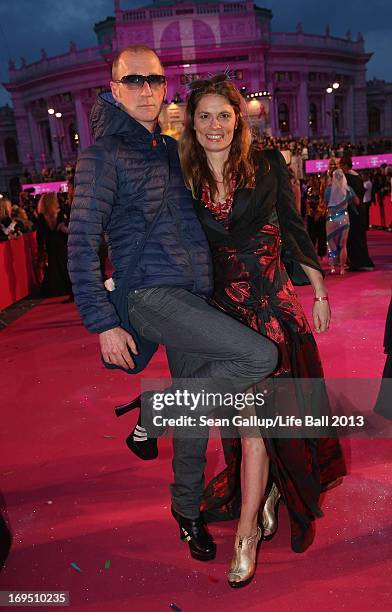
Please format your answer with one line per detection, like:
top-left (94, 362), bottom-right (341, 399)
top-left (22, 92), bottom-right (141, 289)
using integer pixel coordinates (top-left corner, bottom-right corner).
top-left (17, 137), bottom-right (392, 185)
top-left (0, 194), bottom-right (33, 241)
top-left (0, 180), bottom-right (74, 300)
top-left (256, 136), bottom-right (392, 161)
top-left (303, 164), bottom-right (391, 234)
top-left (303, 156), bottom-right (390, 275)
top-left (1, 134), bottom-right (391, 302)
top-left (21, 161), bottom-right (76, 185)
top-left (0, 184), bottom-right (73, 241)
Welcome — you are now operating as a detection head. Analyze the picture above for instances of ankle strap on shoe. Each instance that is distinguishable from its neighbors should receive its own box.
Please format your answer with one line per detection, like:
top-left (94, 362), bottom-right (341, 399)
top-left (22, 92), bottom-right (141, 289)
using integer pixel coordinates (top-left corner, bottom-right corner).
top-left (236, 526), bottom-right (262, 547)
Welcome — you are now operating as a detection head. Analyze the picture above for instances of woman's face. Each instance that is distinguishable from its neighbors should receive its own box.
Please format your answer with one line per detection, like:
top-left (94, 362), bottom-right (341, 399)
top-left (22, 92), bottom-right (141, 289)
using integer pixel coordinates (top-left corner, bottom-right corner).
top-left (193, 94), bottom-right (237, 155)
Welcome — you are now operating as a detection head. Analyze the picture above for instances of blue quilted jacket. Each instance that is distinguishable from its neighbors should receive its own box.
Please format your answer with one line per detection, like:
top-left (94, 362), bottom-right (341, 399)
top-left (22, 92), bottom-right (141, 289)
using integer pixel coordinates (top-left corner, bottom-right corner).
top-left (68, 92), bottom-right (213, 333)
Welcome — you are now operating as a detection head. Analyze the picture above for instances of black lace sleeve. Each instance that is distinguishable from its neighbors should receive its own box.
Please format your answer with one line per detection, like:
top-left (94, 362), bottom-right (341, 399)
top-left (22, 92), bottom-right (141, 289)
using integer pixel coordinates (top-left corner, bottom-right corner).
top-left (268, 149), bottom-right (323, 284)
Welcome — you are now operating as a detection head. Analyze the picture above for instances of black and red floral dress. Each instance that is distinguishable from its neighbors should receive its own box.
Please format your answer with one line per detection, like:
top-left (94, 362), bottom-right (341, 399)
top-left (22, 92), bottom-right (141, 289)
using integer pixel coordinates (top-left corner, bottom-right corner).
top-left (195, 149), bottom-right (346, 553)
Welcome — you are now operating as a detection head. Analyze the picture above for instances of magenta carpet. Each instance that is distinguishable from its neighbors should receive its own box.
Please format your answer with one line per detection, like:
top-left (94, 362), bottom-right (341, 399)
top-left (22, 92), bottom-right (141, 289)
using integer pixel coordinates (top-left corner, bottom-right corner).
top-left (0, 230), bottom-right (391, 611)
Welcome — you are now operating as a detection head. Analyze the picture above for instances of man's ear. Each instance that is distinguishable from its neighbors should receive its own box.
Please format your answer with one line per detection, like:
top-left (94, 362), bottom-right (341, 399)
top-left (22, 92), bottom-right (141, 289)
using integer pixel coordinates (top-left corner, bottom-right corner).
top-left (110, 81), bottom-right (119, 102)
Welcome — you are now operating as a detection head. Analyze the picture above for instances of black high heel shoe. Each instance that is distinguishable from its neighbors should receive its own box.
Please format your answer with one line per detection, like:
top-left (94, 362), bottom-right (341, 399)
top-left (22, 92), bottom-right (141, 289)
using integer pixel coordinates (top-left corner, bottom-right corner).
top-left (171, 506), bottom-right (216, 561)
top-left (114, 396), bottom-right (141, 417)
top-left (114, 395), bottom-right (158, 461)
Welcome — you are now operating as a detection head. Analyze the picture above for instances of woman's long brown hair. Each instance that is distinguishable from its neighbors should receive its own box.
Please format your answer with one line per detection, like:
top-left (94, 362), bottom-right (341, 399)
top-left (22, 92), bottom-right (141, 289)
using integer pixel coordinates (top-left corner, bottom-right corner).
top-left (179, 79), bottom-right (257, 200)
top-left (37, 192), bottom-right (58, 217)
top-left (0, 196), bottom-right (12, 219)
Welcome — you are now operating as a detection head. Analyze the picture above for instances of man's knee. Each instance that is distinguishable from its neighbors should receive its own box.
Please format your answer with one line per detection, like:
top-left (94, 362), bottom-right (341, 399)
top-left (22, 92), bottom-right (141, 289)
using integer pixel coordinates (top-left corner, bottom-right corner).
top-left (258, 340), bottom-right (278, 377)
top-left (244, 339), bottom-right (278, 383)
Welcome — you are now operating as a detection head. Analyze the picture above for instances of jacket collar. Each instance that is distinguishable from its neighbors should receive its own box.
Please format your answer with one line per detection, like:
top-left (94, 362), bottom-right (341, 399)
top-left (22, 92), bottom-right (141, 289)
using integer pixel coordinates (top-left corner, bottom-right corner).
top-left (90, 92), bottom-right (161, 144)
top-left (196, 163), bottom-right (272, 235)
top-left (195, 151), bottom-right (272, 234)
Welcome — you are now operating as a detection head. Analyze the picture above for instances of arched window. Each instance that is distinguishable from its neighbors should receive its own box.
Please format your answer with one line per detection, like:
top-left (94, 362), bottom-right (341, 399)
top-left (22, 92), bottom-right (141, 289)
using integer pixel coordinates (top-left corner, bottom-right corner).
top-left (4, 137), bottom-right (19, 164)
top-left (278, 103), bottom-right (289, 133)
top-left (309, 103), bottom-right (318, 135)
top-left (368, 107), bottom-right (381, 135)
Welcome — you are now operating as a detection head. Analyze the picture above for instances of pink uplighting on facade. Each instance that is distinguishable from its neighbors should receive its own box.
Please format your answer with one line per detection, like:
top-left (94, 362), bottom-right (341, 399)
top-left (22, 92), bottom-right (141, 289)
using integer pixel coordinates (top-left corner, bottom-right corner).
top-left (4, 0), bottom-right (372, 171)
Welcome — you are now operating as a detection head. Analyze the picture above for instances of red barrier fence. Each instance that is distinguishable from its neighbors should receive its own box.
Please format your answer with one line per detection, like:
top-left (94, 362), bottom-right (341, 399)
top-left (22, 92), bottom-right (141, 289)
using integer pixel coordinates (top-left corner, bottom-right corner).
top-left (0, 201), bottom-right (390, 314)
top-left (0, 233), bottom-right (39, 312)
top-left (369, 197), bottom-right (392, 228)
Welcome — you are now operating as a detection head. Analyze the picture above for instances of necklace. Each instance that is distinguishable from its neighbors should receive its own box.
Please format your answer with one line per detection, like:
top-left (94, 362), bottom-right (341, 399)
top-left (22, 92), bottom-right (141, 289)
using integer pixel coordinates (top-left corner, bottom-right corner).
top-left (201, 177), bottom-right (236, 225)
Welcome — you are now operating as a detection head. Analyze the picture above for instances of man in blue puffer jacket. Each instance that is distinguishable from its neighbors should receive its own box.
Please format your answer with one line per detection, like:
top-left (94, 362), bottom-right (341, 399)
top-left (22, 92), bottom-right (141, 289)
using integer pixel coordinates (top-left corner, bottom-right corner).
top-left (68, 45), bottom-right (277, 562)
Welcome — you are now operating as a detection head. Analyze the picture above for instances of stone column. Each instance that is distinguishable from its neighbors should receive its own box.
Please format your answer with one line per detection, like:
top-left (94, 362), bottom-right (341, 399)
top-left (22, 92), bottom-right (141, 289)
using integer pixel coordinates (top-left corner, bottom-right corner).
top-left (325, 92), bottom-right (334, 144)
top-left (37, 120), bottom-right (51, 162)
top-left (353, 69), bottom-right (369, 143)
top-left (320, 94), bottom-right (327, 133)
top-left (74, 91), bottom-right (92, 150)
top-left (269, 97), bottom-right (276, 137)
top-left (179, 18), bottom-right (195, 62)
top-left (268, 89), bottom-right (277, 136)
top-left (27, 111), bottom-right (42, 171)
top-left (47, 113), bottom-right (61, 168)
top-left (345, 84), bottom-right (355, 143)
top-left (384, 94), bottom-right (392, 137)
top-left (12, 94), bottom-right (34, 169)
top-left (297, 74), bottom-right (309, 137)
top-left (0, 134), bottom-right (6, 165)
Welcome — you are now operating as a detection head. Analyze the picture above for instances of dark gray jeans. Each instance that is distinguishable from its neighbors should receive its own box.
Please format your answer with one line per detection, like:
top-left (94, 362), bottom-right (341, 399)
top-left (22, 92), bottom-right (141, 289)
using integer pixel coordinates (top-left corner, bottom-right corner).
top-left (128, 287), bottom-right (277, 518)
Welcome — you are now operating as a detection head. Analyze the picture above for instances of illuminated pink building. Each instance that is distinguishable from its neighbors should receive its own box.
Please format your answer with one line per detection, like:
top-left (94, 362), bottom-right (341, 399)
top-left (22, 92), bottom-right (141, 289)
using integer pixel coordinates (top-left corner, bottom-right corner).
top-left (3, 0), bottom-right (375, 172)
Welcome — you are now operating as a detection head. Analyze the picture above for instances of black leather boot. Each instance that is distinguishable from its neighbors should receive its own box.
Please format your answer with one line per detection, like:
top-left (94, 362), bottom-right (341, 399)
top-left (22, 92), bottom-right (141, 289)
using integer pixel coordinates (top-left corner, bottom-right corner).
top-left (171, 507), bottom-right (216, 561)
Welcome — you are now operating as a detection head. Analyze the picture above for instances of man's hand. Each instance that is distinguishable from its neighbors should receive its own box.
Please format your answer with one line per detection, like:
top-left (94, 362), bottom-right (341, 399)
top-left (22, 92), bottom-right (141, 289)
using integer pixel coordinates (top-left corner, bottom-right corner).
top-left (99, 327), bottom-right (138, 369)
top-left (313, 301), bottom-right (331, 333)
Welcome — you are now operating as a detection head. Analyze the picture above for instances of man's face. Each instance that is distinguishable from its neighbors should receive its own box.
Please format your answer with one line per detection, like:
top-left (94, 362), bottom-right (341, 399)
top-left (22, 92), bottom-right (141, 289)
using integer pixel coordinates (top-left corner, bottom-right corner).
top-left (110, 51), bottom-right (166, 132)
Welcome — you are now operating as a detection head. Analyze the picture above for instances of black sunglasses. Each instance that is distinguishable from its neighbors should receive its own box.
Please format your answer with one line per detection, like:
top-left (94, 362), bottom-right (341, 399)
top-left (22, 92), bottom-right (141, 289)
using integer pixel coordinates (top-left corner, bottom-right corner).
top-left (112, 74), bottom-right (166, 90)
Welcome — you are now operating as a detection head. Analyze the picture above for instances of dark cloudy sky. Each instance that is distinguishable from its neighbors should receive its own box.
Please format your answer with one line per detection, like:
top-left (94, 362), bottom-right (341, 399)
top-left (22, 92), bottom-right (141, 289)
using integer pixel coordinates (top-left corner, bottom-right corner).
top-left (0, 0), bottom-right (391, 106)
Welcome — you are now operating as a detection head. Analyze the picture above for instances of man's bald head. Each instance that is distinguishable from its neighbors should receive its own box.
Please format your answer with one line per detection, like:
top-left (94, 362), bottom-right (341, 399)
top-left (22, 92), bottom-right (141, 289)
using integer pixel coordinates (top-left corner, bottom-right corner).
top-left (111, 45), bottom-right (164, 80)
top-left (110, 45), bottom-right (167, 132)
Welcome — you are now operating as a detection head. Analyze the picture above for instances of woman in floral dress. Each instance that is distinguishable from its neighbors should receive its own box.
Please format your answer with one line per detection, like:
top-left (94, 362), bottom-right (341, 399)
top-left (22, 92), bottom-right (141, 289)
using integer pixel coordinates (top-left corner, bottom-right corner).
top-left (179, 76), bottom-right (346, 587)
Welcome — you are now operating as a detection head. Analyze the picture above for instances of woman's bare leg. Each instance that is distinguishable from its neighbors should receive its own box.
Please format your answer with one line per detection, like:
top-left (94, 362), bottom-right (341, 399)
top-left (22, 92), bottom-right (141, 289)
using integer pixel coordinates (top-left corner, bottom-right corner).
top-left (237, 436), bottom-right (269, 535)
top-left (227, 397), bottom-right (273, 585)
top-left (339, 229), bottom-right (349, 274)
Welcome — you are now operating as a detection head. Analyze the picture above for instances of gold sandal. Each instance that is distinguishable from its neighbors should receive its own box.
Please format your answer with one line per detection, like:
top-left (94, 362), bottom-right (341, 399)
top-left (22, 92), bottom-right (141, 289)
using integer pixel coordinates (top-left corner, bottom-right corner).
top-left (262, 482), bottom-right (281, 541)
top-left (227, 526), bottom-right (262, 588)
